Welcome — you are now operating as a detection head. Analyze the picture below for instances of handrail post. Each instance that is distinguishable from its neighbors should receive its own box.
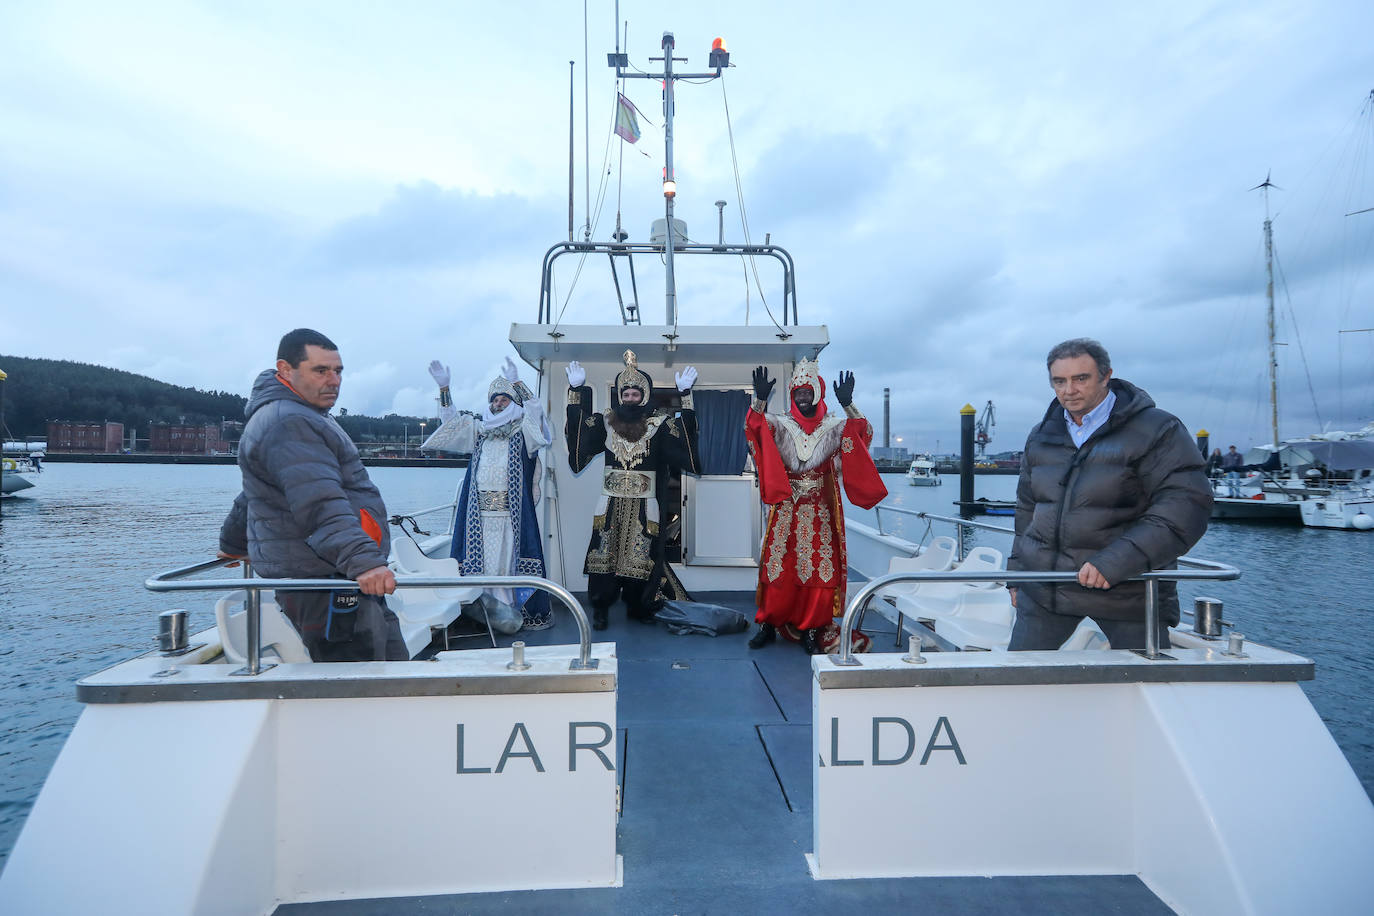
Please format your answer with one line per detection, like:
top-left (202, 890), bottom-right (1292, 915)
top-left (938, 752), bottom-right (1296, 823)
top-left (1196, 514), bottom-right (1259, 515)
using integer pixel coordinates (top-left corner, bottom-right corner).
top-left (955, 523), bottom-right (967, 562)
top-left (1142, 577), bottom-right (1161, 659)
top-left (232, 559), bottom-right (271, 677)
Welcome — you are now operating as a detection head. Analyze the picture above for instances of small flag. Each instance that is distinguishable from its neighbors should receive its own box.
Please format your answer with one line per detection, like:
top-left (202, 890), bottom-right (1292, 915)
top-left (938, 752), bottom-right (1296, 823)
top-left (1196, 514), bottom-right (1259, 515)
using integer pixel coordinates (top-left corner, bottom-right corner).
top-left (614, 93), bottom-right (641, 143)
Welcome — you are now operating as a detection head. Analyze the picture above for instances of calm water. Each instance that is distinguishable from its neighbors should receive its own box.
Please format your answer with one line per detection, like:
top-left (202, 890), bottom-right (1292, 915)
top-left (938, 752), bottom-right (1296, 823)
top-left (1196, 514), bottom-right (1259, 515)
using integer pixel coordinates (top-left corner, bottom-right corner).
top-left (1, 466), bottom-right (1370, 865)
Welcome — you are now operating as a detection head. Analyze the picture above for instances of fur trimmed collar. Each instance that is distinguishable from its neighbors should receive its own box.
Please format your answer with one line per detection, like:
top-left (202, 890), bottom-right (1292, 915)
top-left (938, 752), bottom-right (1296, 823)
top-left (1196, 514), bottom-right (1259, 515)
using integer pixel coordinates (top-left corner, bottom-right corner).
top-left (769, 412), bottom-right (846, 472)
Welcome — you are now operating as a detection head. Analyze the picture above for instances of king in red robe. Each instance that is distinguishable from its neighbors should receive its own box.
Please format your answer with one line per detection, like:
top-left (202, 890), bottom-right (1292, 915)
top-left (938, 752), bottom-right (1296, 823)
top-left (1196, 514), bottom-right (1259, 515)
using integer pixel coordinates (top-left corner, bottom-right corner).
top-left (744, 359), bottom-right (887, 654)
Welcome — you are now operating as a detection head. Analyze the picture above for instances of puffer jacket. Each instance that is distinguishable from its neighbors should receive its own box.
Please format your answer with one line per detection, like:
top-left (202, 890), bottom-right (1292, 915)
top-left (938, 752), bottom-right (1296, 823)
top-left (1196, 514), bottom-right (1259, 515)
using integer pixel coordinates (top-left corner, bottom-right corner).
top-left (1007, 379), bottom-right (1212, 624)
top-left (219, 369), bottom-right (390, 579)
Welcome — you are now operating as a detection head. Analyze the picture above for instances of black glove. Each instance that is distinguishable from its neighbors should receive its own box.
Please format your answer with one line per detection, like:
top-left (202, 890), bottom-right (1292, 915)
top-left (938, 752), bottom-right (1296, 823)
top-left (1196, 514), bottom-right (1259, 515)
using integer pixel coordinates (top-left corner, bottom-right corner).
top-left (752, 365), bottom-right (775, 402)
top-left (833, 371), bottom-right (855, 407)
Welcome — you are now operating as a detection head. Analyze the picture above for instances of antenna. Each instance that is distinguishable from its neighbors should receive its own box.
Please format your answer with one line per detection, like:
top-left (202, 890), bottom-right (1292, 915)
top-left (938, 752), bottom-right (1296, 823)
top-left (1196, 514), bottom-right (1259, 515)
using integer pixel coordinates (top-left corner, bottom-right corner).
top-left (610, 31), bottom-right (731, 326)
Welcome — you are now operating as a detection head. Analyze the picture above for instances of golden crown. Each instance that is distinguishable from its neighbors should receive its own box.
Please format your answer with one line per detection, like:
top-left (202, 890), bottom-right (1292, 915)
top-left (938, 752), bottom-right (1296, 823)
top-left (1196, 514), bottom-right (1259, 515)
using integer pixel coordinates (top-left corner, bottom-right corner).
top-left (615, 349), bottom-right (651, 393)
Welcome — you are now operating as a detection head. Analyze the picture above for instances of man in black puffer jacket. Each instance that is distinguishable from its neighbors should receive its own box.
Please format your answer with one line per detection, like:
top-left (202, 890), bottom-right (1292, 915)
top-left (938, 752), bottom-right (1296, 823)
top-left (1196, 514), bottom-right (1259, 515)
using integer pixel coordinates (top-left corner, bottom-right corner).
top-left (219, 328), bottom-right (407, 662)
top-left (1007, 338), bottom-right (1212, 651)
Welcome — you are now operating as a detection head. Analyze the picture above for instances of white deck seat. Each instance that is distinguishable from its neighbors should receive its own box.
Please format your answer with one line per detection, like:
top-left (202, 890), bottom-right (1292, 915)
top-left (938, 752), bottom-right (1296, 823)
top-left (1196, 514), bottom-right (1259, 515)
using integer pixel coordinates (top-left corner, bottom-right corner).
top-left (1060, 617), bottom-right (1111, 650)
top-left (389, 536), bottom-right (484, 657)
top-left (884, 547), bottom-right (1006, 622)
top-left (875, 537), bottom-right (957, 601)
top-left (933, 588), bottom-right (1016, 651)
top-left (214, 590), bottom-right (312, 664)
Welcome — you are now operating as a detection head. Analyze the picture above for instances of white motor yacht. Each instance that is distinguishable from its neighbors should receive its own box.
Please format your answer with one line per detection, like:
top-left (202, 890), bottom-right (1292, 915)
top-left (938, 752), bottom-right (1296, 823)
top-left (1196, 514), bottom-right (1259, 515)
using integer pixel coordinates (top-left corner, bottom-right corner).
top-left (906, 455), bottom-right (942, 486)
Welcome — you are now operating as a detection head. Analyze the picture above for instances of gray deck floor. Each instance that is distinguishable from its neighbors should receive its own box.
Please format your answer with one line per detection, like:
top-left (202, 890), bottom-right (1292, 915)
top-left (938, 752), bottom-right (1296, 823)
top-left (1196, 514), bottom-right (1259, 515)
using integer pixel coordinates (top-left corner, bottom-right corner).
top-left (278, 593), bottom-right (1172, 915)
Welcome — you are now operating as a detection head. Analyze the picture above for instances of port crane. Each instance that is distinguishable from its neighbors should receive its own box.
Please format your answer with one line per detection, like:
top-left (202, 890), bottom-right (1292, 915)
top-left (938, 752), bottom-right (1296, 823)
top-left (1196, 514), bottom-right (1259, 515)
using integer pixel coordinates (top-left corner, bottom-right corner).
top-left (974, 401), bottom-right (995, 458)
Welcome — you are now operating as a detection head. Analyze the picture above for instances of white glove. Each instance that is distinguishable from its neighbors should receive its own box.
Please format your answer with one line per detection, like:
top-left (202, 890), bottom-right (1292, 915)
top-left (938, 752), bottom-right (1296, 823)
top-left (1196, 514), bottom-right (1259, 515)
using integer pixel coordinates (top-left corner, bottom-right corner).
top-left (566, 361), bottom-right (586, 388)
top-left (428, 360), bottom-right (450, 388)
top-left (502, 356), bottom-right (520, 382)
top-left (675, 366), bottom-right (698, 392)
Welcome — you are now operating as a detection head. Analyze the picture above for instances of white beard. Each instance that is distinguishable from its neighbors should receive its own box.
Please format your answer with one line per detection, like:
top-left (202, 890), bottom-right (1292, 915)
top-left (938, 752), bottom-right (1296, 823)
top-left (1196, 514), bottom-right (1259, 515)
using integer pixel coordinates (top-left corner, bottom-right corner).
top-left (483, 401), bottom-right (525, 433)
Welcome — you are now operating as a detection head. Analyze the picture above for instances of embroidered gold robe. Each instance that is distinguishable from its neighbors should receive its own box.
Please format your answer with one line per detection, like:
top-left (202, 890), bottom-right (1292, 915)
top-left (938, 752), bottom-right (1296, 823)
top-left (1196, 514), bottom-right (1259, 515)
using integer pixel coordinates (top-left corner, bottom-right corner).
top-left (746, 403), bottom-right (887, 629)
top-left (566, 385), bottom-right (701, 613)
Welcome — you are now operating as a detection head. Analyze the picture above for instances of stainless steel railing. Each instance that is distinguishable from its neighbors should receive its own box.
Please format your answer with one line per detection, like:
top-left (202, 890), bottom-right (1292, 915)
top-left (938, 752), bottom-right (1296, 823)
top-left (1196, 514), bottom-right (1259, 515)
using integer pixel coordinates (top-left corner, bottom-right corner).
top-left (872, 506), bottom-right (1012, 560)
top-left (835, 555), bottom-right (1240, 665)
top-left (146, 559), bottom-right (595, 674)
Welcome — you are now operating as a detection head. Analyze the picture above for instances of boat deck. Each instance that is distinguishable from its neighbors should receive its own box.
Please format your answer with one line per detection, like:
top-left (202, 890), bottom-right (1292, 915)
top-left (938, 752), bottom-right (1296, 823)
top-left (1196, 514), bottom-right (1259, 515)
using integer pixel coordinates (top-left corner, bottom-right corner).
top-left (280, 592), bottom-right (1170, 914)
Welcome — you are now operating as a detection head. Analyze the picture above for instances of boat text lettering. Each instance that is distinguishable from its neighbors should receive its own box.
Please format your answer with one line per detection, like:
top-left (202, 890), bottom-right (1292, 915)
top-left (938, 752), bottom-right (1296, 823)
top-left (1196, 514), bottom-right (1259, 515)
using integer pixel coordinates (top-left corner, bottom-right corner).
top-left (456, 721), bottom-right (616, 774)
top-left (824, 715), bottom-right (966, 767)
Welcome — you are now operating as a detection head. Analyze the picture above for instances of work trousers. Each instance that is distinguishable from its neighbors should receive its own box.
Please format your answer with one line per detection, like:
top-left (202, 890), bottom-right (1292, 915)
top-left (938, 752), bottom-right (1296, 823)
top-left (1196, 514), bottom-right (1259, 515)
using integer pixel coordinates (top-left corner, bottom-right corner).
top-left (278, 590), bottom-right (409, 662)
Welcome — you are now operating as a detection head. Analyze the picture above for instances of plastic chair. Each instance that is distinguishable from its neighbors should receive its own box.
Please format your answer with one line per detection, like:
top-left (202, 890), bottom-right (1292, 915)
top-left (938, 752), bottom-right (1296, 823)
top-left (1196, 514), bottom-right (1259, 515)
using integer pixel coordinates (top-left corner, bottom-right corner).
top-left (875, 537), bottom-right (957, 645)
top-left (886, 547), bottom-right (1005, 619)
top-left (933, 588), bottom-right (1015, 651)
top-left (214, 590), bottom-right (312, 664)
top-left (389, 535), bottom-right (485, 655)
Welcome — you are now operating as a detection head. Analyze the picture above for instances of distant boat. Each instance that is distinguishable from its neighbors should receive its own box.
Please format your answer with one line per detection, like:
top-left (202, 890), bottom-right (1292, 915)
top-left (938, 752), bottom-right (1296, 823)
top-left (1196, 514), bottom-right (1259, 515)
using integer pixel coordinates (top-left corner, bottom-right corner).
top-left (906, 456), bottom-right (941, 486)
top-left (1, 455), bottom-right (40, 496)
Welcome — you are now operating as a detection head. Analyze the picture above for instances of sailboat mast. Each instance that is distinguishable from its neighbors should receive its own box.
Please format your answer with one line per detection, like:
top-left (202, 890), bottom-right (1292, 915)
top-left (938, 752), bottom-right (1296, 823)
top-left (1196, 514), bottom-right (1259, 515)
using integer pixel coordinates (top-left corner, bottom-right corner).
top-left (1264, 212), bottom-right (1279, 445)
top-left (1252, 172), bottom-right (1281, 446)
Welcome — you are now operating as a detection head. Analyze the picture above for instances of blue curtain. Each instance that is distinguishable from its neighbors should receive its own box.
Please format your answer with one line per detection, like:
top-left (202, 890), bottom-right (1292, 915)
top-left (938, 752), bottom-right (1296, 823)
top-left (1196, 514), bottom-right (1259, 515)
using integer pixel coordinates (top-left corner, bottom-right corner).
top-left (693, 389), bottom-right (751, 475)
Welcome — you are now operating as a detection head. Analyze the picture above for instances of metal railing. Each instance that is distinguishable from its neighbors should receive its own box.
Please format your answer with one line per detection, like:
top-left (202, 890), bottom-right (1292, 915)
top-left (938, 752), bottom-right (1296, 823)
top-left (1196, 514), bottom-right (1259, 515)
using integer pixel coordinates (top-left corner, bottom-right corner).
top-left (873, 506), bottom-right (1012, 560)
top-left (835, 556), bottom-right (1240, 665)
top-left (146, 559), bottom-right (595, 675)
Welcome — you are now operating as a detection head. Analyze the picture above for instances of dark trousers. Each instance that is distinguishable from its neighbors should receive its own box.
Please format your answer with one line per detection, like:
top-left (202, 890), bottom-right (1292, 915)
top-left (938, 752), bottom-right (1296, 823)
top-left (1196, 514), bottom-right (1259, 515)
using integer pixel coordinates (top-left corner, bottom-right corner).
top-left (278, 590), bottom-right (409, 662)
top-left (1008, 594), bottom-right (1172, 652)
top-left (587, 573), bottom-right (658, 619)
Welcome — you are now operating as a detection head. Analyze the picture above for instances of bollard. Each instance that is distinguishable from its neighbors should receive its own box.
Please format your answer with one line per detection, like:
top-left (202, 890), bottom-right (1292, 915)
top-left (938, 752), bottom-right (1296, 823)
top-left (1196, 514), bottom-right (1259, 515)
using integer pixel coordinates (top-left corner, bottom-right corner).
top-left (157, 609), bottom-right (188, 654)
top-left (1192, 596), bottom-right (1227, 637)
top-left (507, 640), bottom-right (532, 671)
top-left (1224, 632), bottom-right (1248, 658)
top-left (901, 634), bottom-right (927, 664)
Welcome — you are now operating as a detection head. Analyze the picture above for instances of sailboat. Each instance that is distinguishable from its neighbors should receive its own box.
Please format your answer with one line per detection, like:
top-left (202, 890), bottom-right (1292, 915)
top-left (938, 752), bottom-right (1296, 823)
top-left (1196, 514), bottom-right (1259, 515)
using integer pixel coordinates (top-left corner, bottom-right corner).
top-left (1211, 160), bottom-right (1374, 529)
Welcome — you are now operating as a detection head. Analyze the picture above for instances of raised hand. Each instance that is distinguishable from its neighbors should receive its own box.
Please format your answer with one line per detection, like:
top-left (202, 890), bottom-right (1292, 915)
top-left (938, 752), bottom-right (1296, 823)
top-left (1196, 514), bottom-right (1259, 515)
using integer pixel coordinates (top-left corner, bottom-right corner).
top-left (752, 365), bottom-right (775, 401)
top-left (428, 360), bottom-right (450, 388)
top-left (502, 356), bottom-right (520, 382)
top-left (675, 365), bottom-right (698, 392)
top-left (833, 371), bottom-right (856, 407)
top-left (565, 360), bottom-right (587, 388)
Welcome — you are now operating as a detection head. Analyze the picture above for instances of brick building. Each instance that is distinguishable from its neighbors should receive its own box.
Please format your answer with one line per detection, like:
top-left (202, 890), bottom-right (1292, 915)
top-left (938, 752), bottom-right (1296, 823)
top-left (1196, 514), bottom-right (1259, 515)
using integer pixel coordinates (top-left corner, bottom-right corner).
top-left (149, 423), bottom-right (229, 455)
top-left (47, 421), bottom-right (125, 453)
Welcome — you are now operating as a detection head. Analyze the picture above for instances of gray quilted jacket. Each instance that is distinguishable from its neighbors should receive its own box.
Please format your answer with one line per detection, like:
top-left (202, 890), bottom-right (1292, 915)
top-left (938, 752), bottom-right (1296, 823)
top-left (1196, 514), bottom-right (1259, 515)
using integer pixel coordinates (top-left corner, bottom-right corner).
top-left (1007, 378), bottom-right (1212, 624)
top-left (219, 369), bottom-right (390, 579)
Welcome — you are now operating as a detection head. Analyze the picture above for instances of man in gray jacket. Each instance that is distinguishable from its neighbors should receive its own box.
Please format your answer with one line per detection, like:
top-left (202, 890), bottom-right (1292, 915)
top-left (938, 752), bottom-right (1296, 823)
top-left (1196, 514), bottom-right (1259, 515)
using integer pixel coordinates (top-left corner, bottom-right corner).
top-left (1007, 338), bottom-right (1212, 651)
top-left (220, 329), bottom-right (407, 662)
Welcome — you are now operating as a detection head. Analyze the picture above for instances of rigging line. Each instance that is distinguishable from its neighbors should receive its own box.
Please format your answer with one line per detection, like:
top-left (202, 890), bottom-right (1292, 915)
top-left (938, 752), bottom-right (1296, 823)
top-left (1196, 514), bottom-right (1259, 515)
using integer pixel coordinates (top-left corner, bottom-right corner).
top-left (550, 91), bottom-right (624, 334)
top-left (1272, 243), bottom-right (1325, 430)
top-left (720, 75), bottom-right (787, 333)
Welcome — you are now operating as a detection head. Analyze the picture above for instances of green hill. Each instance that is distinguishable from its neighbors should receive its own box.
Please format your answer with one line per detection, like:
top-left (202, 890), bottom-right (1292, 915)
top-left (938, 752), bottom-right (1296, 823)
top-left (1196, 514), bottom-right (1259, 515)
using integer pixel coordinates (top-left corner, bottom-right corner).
top-left (0, 355), bottom-right (246, 438)
top-left (0, 355), bottom-right (435, 446)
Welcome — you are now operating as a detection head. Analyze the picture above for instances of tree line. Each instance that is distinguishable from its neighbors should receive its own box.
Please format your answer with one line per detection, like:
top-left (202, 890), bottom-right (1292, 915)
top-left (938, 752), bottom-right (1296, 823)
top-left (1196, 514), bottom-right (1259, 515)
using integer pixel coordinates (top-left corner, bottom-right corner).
top-left (0, 355), bottom-right (434, 446)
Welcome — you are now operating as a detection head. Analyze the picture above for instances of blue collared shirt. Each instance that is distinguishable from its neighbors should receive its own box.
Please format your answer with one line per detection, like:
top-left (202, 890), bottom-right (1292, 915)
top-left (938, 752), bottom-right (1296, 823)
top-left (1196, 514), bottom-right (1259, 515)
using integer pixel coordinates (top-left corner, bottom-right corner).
top-left (1065, 389), bottom-right (1116, 449)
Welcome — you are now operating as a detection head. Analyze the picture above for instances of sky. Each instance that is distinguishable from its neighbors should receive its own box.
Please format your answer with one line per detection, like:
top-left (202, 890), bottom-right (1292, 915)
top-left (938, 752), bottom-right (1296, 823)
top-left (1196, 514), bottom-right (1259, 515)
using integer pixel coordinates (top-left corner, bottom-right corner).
top-left (2, 0), bottom-right (1372, 454)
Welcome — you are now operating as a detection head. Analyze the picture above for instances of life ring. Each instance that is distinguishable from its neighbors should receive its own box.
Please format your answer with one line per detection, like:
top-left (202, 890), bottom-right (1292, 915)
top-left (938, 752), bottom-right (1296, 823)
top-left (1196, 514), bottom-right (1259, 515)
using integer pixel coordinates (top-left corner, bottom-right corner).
top-left (2, 458), bottom-right (16, 471)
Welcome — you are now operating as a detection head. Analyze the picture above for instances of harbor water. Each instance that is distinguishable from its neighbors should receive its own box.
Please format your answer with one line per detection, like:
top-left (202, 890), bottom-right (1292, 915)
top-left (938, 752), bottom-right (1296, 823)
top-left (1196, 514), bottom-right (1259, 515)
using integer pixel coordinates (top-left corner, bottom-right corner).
top-left (1, 464), bottom-right (1371, 867)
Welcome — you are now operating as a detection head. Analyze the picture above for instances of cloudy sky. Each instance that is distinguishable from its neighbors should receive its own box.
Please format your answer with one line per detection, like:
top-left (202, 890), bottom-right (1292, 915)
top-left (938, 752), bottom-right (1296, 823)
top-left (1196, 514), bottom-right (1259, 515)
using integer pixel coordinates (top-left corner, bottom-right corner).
top-left (2, 0), bottom-right (1371, 453)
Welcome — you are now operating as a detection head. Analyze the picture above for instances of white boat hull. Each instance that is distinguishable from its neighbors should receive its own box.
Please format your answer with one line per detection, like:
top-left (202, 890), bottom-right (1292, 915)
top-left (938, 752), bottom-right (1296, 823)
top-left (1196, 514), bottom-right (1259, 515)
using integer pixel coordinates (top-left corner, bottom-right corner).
top-left (0, 642), bottom-right (620, 913)
top-left (1299, 494), bottom-right (1374, 530)
top-left (811, 653), bottom-right (1374, 916)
